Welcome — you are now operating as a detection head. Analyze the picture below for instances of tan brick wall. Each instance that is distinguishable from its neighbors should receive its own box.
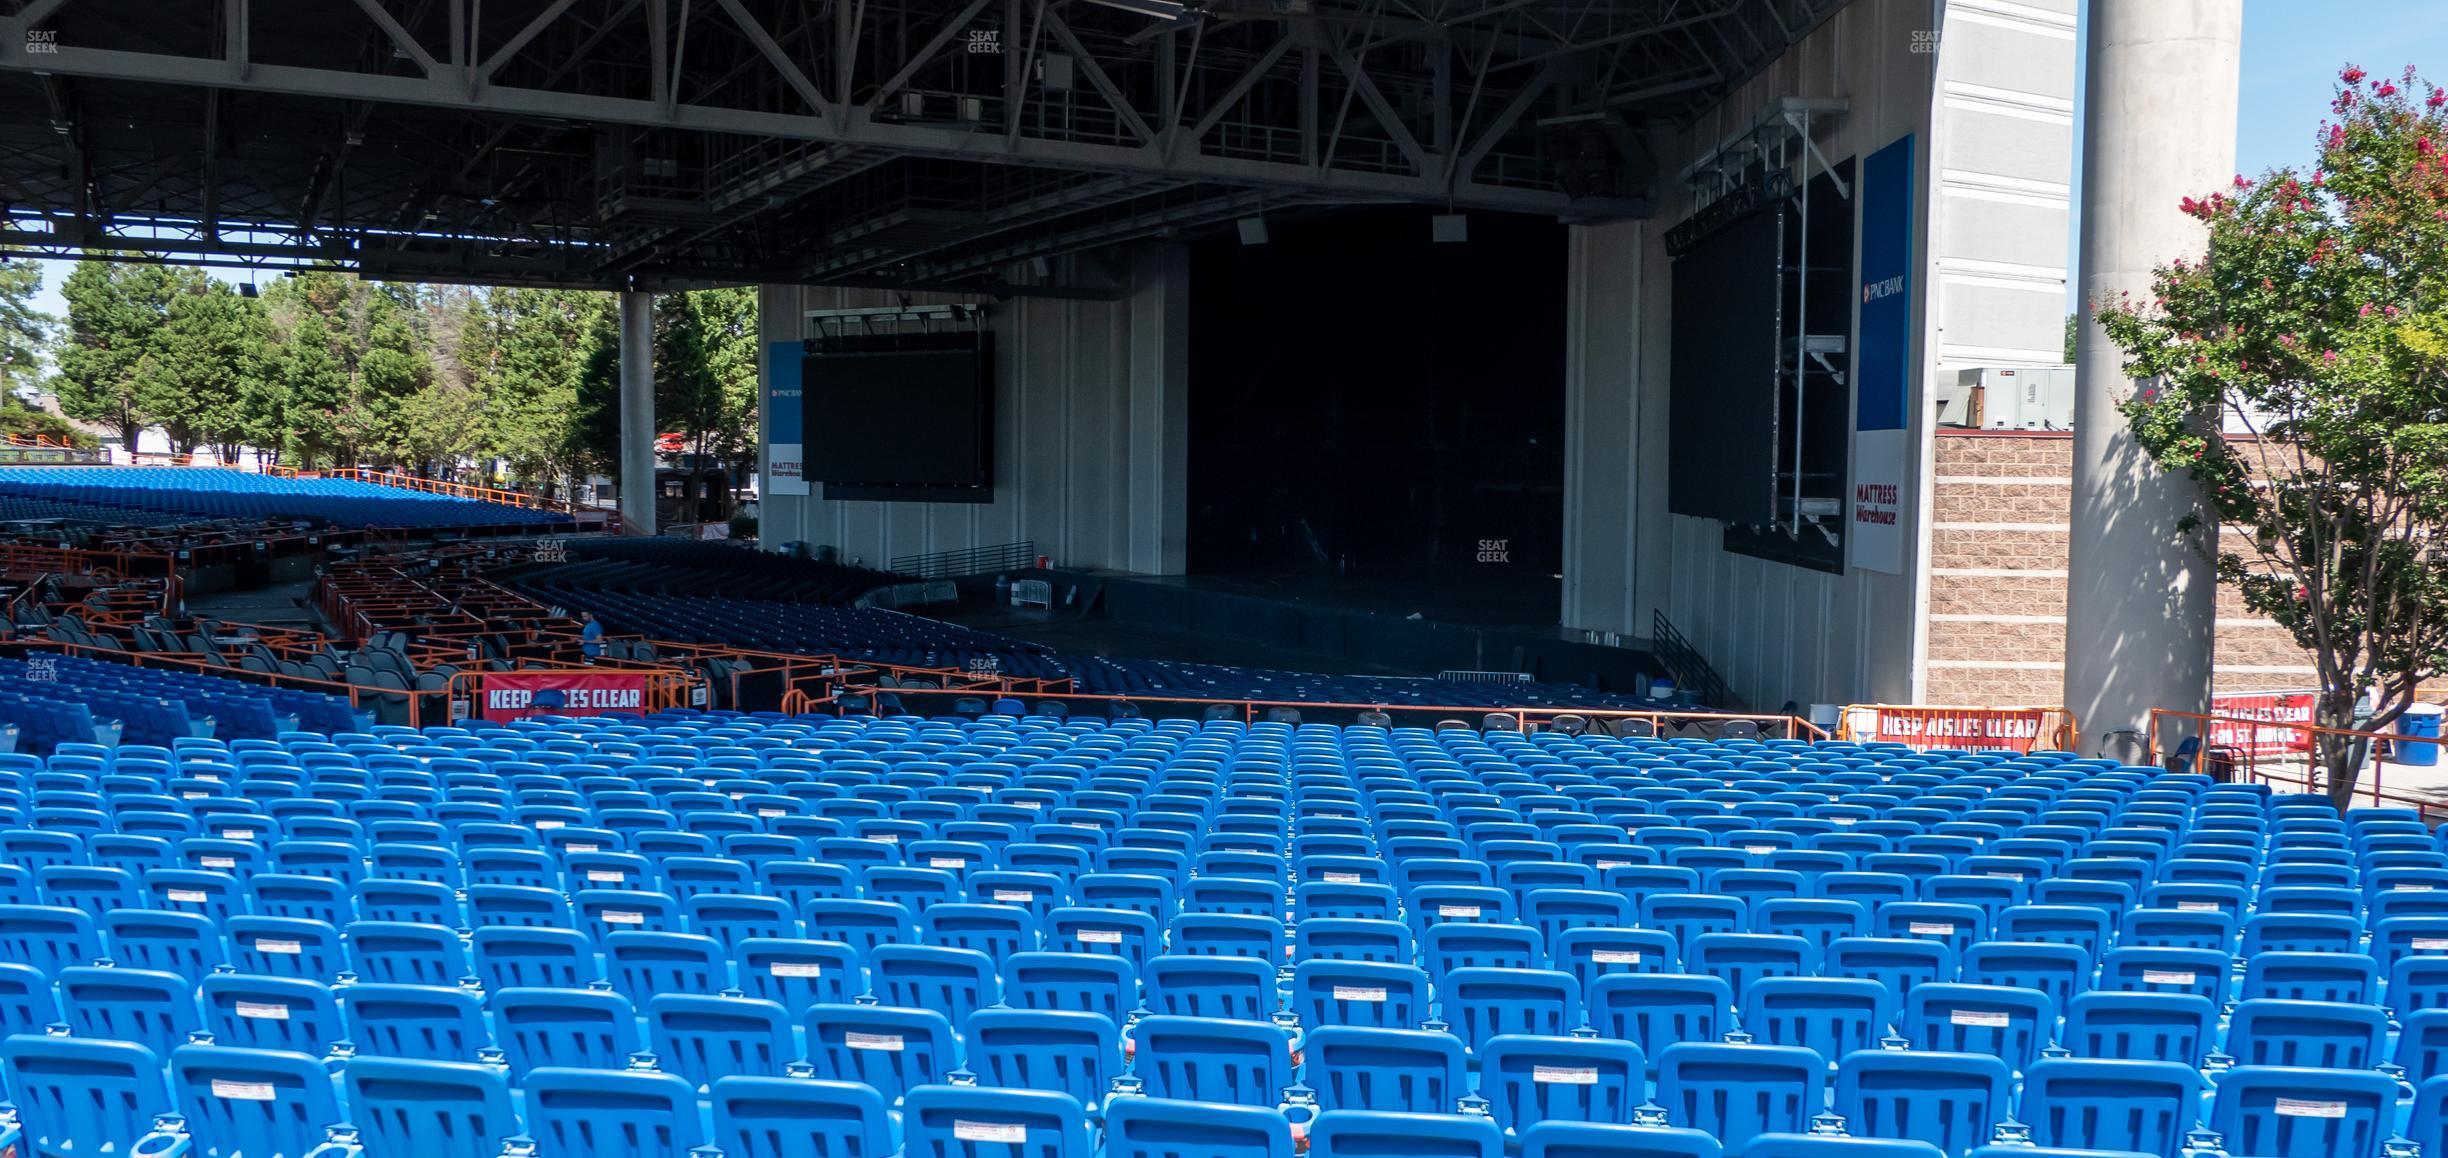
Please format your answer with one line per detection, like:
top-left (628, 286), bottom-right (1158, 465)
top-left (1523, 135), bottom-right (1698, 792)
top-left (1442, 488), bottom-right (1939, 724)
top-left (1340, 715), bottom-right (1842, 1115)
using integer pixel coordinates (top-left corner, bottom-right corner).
top-left (1931, 483), bottom-right (2074, 521)
top-left (1924, 432), bottom-right (2317, 705)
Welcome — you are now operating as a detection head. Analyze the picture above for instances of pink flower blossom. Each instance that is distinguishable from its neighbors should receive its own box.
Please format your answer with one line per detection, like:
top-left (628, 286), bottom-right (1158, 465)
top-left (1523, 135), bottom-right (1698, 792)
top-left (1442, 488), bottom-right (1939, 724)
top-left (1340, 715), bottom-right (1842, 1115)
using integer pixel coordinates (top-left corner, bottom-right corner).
top-left (2379, 81), bottom-right (2400, 98)
top-left (2362, 303), bottom-right (2376, 316)
top-left (2345, 65), bottom-right (2368, 85)
top-left (2235, 173), bottom-right (2252, 188)
top-left (2325, 349), bottom-right (2340, 363)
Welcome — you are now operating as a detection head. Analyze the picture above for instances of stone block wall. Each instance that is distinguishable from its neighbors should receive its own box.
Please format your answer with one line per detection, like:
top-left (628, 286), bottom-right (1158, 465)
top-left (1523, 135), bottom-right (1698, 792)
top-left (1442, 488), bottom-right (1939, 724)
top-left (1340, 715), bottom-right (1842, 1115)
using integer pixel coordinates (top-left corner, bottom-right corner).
top-left (1925, 431), bottom-right (2316, 704)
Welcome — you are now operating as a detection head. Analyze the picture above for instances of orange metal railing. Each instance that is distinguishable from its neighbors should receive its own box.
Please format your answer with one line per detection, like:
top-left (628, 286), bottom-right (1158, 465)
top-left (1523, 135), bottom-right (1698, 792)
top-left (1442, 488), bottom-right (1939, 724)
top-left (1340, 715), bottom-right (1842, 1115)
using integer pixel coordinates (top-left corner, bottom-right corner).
top-left (310, 467), bottom-right (613, 526)
top-left (817, 684), bottom-right (1830, 738)
top-left (2148, 706), bottom-right (2447, 819)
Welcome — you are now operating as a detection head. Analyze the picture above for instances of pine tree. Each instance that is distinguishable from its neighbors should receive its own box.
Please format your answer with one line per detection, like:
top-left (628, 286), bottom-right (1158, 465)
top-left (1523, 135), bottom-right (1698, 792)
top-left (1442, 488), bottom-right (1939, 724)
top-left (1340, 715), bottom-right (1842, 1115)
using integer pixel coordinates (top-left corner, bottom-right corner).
top-left (50, 261), bottom-right (182, 449)
top-left (0, 260), bottom-right (52, 401)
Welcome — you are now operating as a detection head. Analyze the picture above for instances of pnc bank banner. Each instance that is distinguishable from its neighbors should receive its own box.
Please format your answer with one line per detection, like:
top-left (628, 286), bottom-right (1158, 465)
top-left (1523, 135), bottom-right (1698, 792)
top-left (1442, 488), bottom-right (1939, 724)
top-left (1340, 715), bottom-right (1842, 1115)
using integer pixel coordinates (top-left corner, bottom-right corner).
top-left (477, 671), bottom-right (651, 722)
top-left (1849, 133), bottom-right (1915, 574)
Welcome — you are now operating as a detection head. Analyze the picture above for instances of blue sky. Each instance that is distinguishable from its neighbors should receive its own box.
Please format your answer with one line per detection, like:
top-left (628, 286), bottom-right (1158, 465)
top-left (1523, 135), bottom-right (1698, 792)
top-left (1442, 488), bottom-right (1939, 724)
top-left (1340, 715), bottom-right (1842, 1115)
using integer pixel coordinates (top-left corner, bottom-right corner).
top-left (25, 0), bottom-right (2448, 328)
top-left (2068, 0), bottom-right (2448, 306)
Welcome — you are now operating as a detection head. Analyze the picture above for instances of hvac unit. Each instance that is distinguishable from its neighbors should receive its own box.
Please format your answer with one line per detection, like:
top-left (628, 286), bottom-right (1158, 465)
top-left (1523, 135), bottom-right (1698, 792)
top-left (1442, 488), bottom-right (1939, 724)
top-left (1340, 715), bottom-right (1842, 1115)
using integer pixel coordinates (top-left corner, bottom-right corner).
top-left (1944, 366), bottom-right (2075, 430)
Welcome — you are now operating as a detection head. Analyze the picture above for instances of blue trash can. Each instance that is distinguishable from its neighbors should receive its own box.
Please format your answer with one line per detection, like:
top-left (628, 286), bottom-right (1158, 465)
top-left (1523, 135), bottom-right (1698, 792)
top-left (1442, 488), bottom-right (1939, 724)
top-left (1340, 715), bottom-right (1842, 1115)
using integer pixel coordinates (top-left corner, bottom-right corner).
top-left (2398, 705), bottom-right (2443, 767)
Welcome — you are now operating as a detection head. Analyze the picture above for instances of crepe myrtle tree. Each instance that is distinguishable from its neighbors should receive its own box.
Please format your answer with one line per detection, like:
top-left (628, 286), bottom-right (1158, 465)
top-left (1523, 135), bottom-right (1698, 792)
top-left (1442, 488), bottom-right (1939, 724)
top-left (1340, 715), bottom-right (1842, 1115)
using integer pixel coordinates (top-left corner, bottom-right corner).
top-left (2097, 64), bottom-right (2448, 808)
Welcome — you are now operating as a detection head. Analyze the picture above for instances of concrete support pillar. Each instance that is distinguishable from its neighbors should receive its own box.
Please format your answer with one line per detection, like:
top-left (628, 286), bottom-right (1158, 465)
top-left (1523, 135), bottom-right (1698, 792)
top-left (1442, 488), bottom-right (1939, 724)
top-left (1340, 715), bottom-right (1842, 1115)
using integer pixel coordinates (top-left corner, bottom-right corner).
top-left (2064, 0), bottom-right (2241, 758)
top-left (618, 290), bottom-right (658, 537)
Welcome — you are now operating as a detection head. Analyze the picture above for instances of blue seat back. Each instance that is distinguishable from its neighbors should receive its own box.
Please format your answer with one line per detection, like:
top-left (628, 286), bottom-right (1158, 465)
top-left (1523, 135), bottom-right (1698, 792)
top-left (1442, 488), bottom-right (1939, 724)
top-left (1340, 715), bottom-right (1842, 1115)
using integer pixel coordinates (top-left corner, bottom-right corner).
top-left (1833, 1049), bottom-right (2012, 1158)
top-left (1133, 1015), bottom-right (1293, 1107)
top-left (1654, 1043), bottom-right (1826, 1154)
top-left (708, 1076), bottom-right (893, 1158)
top-left (524, 1066), bottom-right (706, 1158)
top-left (2207, 1066), bottom-right (2398, 1158)
top-left (649, 994), bottom-right (796, 1088)
top-left (1479, 1034), bottom-right (1646, 1131)
top-left (2, 1035), bottom-right (168, 1156)
top-left (343, 1056), bottom-right (520, 1158)
top-left (171, 1043), bottom-right (344, 1158)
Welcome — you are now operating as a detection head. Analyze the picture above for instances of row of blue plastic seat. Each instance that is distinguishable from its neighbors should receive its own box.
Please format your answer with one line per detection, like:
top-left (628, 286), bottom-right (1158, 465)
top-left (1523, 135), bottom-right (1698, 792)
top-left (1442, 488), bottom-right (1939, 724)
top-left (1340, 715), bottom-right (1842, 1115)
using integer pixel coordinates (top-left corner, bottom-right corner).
top-left (9, 1031), bottom-right (2447, 1158)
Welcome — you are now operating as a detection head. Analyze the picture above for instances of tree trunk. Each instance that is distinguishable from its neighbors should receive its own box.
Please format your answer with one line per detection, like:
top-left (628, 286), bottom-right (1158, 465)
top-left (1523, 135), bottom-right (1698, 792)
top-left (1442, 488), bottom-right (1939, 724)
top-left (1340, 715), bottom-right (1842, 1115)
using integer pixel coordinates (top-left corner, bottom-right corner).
top-left (2315, 687), bottom-right (2367, 811)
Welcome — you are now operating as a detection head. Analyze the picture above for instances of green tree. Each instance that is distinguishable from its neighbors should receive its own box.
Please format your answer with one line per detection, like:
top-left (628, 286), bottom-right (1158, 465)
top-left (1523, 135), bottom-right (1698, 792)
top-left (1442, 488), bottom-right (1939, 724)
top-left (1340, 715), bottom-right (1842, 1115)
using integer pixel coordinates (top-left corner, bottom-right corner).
top-left (484, 288), bottom-right (610, 496)
top-left (275, 311), bottom-right (347, 468)
top-left (2097, 64), bottom-right (2448, 807)
top-left (0, 260), bottom-right (51, 400)
top-left (2064, 313), bottom-right (2078, 364)
top-left (49, 261), bottom-right (182, 449)
top-left (144, 277), bottom-right (267, 460)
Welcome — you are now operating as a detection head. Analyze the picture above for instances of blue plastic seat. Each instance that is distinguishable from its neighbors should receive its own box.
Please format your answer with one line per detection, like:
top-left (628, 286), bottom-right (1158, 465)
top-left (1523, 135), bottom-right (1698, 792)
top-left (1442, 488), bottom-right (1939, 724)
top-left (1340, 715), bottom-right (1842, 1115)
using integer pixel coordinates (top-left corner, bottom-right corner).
top-left (1307, 1109), bottom-right (1505, 1158)
top-left (2242, 951), bottom-right (2378, 1004)
top-left (804, 1003), bottom-right (956, 1106)
top-left (1423, 922), bottom-right (1544, 975)
top-left (58, 965), bottom-right (201, 1060)
top-left (1133, 1015), bottom-right (1293, 1106)
top-left (1743, 977), bottom-right (1890, 1065)
top-left (200, 974), bottom-right (342, 1055)
top-left (490, 985), bottom-right (642, 1079)
top-left (340, 983), bottom-right (490, 1061)
top-left (1743, 1139), bottom-right (1945, 1158)
top-left (168, 1043), bottom-right (341, 1158)
top-left (2097, 946), bottom-right (2229, 1005)
top-left (2018, 1058), bottom-right (2200, 1158)
top-left (1293, 959), bottom-right (1430, 1030)
top-left (734, 937), bottom-right (861, 1010)
top-left (1958, 941), bottom-right (2089, 1011)
top-left (342, 1056), bottom-right (521, 1158)
top-left (1479, 1034), bottom-right (1647, 1131)
top-left (1004, 951), bottom-right (1136, 1024)
top-left (606, 930), bottom-right (727, 999)
top-left (1589, 973), bottom-right (1732, 1066)
top-left (2206, 1065), bottom-right (2398, 1158)
top-left (471, 925), bottom-right (597, 991)
top-left (708, 1076), bottom-right (893, 1158)
top-left (1902, 984), bottom-right (2051, 1073)
top-left (1, 1035), bottom-right (169, 1158)
top-left (1516, 1121), bottom-right (1724, 1158)
top-left (901, 1085), bottom-right (1090, 1158)
top-left (1834, 1048), bottom-right (2011, 1158)
top-left (650, 993), bottom-right (796, 1087)
top-left (1146, 954), bottom-right (1279, 1021)
top-left (1441, 967), bottom-right (1580, 1053)
top-left (2225, 999), bottom-right (2388, 1070)
top-left (100, 909), bottom-right (223, 982)
top-left (872, 944), bottom-right (1001, 1028)
top-left (2060, 991), bottom-right (2216, 1066)
top-left (965, 1007), bottom-right (1121, 1109)
top-left (1106, 1096), bottom-right (1294, 1158)
top-left (1305, 1026), bottom-right (1468, 1115)
top-left (523, 1065), bottom-right (707, 1157)
top-left (1824, 937), bottom-right (1955, 996)
top-left (1653, 1043), bottom-right (1826, 1153)
top-left (0, 904), bottom-right (100, 974)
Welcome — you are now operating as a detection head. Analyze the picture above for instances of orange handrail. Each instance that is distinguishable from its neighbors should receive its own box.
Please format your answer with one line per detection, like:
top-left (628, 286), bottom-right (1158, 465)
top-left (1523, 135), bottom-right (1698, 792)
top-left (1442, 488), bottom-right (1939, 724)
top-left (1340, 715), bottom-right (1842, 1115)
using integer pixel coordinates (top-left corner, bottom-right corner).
top-left (827, 684), bottom-right (1829, 738)
top-left (2149, 706), bottom-right (2443, 817)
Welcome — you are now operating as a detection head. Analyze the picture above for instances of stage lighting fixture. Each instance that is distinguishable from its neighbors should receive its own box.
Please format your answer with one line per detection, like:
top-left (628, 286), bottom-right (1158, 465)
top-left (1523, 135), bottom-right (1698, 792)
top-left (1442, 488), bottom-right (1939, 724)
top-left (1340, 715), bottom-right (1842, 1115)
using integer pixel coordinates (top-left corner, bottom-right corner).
top-left (1431, 214), bottom-right (1468, 243)
top-left (1236, 216), bottom-right (1269, 246)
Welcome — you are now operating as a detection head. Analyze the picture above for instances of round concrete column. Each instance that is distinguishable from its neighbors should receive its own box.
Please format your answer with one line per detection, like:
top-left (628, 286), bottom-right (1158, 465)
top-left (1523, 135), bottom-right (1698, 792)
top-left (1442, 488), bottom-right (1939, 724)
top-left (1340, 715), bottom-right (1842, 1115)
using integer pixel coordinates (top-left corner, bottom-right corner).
top-left (2064, 0), bottom-right (2242, 759)
top-left (618, 290), bottom-right (657, 537)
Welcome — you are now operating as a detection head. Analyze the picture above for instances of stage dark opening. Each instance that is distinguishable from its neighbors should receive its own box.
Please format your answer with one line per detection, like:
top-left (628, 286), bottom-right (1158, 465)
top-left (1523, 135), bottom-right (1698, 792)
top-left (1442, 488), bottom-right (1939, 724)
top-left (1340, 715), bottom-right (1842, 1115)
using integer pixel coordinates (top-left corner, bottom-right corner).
top-left (1186, 206), bottom-right (1568, 626)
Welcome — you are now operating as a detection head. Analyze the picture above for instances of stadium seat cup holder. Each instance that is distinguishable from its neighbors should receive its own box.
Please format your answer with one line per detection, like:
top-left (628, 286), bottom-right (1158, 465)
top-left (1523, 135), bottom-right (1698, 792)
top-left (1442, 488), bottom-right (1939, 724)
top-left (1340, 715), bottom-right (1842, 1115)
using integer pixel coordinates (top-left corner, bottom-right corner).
top-left (134, 1114), bottom-right (192, 1157)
